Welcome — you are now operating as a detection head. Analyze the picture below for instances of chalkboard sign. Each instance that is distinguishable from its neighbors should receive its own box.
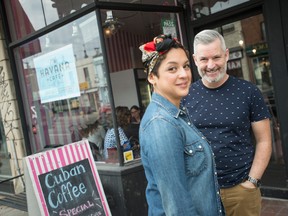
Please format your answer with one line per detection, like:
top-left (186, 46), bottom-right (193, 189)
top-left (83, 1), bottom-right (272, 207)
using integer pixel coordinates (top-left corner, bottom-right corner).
top-left (25, 140), bottom-right (111, 216)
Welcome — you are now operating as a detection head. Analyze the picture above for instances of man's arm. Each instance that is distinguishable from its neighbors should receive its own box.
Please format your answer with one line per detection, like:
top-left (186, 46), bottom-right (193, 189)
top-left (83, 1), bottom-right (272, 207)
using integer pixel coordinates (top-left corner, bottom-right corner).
top-left (243, 118), bottom-right (272, 187)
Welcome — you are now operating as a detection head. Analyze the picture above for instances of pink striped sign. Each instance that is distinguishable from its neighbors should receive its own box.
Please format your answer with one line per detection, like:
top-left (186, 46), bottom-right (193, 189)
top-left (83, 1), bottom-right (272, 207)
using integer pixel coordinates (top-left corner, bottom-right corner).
top-left (25, 139), bottom-right (111, 216)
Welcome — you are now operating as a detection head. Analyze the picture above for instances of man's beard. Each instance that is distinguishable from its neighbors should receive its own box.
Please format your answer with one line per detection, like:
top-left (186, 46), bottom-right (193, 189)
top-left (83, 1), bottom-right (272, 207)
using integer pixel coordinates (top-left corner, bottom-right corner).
top-left (198, 64), bottom-right (227, 83)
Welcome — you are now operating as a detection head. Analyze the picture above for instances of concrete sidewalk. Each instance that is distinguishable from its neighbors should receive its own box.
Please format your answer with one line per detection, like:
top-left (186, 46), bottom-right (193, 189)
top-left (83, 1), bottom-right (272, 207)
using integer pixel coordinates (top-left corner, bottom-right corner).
top-left (0, 193), bottom-right (27, 216)
top-left (0, 205), bottom-right (28, 216)
top-left (261, 197), bottom-right (288, 216)
top-left (0, 195), bottom-right (287, 216)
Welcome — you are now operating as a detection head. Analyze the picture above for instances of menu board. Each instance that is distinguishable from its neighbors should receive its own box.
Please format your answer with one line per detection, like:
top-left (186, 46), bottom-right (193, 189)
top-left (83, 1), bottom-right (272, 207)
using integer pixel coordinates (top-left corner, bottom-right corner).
top-left (25, 140), bottom-right (111, 216)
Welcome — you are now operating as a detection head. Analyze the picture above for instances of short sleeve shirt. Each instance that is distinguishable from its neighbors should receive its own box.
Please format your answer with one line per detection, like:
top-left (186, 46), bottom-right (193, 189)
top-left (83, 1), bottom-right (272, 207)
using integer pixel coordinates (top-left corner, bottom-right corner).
top-left (103, 127), bottom-right (128, 158)
top-left (182, 76), bottom-right (271, 187)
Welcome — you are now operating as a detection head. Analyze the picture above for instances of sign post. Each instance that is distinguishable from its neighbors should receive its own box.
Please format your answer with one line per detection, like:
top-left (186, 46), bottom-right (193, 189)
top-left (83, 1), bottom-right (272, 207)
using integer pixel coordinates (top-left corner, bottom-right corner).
top-left (24, 140), bottom-right (111, 216)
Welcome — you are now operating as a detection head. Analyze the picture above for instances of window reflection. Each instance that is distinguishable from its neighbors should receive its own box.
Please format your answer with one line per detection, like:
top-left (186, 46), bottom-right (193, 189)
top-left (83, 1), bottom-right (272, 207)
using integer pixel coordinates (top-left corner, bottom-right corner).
top-left (50, 0), bottom-right (93, 17)
top-left (5, 0), bottom-right (177, 41)
top-left (4, 0), bottom-right (94, 40)
top-left (191, 0), bottom-right (250, 20)
top-left (15, 12), bottom-right (111, 163)
top-left (9, 3), bottom-right (182, 163)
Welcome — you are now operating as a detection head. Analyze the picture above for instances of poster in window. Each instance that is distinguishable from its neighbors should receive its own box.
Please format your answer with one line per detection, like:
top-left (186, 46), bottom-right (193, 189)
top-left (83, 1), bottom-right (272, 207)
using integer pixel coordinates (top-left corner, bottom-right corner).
top-left (33, 44), bottom-right (80, 104)
top-left (161, 19), bottom-right (177, 38)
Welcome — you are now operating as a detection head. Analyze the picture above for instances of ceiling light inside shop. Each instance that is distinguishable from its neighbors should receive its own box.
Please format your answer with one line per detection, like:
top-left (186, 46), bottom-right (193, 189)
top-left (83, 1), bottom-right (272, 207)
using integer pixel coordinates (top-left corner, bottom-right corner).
top-left (103, 10), bottom-right (124, 37)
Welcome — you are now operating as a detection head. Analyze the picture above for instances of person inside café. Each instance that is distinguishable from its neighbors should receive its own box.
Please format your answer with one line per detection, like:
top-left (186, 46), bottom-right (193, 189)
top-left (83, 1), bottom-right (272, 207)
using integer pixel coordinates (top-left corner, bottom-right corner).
top-left (103, 106), bottom-right (131, 160)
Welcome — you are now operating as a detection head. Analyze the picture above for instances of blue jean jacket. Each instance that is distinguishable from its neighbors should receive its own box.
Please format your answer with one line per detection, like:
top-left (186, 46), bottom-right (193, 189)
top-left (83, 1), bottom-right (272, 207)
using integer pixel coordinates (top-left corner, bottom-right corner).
top-left (140, 93), bottom-right (225, 216)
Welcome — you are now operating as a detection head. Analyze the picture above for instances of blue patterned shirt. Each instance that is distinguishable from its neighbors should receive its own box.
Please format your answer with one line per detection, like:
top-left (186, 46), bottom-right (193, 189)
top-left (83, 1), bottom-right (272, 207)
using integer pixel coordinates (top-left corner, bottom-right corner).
top-left (182, 76), bottom-right (271, 188)
top-left (103, 127), bottom-right (129, 159)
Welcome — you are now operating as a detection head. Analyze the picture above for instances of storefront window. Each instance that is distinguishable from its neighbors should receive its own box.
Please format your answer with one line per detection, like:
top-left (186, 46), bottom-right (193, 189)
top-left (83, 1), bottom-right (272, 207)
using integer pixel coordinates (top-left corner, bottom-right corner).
top-left (4, 0), bottom-right (94, 40)
top-left (6, 0), bottom-right (184, 164)
top-left (99, 8), bottom-right (180, 111)
top-left (4, 0), bottom-right (178, 41)
top-left (13, 12), bottom-right (114, 163)
top-left (191, 0), bottom-right (250, 20)
top-left (100, 9), bottom-right (181, 73)
top-left (98, 9), bottom-right (181, 163)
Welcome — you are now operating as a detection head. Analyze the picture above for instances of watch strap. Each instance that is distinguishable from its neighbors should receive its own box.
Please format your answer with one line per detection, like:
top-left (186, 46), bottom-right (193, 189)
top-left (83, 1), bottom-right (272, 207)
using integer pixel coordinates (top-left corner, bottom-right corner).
top-left (247, 175), bottom-right (261, 187)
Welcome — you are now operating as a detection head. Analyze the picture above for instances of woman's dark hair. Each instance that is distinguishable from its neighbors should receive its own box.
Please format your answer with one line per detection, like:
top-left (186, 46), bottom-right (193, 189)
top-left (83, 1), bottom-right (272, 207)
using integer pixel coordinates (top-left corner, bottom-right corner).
top-left (115, 106), bottom-right (130, 128)
top-left (130, 105), bottom-right (140, 111)
top-left (151, 42), bottom-right (189, 77)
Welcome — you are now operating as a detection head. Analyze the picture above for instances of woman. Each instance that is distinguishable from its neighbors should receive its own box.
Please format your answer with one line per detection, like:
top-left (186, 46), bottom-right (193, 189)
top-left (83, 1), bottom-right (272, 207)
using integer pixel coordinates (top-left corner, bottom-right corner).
top-left (126, 105), bottom-right (141, 149)
top-left (139, 34), bottom-right (225, 215)
top-left (130, 105), bottom-right (142, 124)
top-left (103, 106), bottom-right (131, 160)
top-left (126, 105), bottom-right (141, 140)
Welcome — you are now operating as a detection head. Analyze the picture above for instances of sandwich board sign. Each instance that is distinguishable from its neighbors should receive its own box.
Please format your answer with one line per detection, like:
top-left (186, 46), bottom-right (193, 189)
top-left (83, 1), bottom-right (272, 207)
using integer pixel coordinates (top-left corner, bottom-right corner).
top-left (24, 139), bottom-right (111, 216)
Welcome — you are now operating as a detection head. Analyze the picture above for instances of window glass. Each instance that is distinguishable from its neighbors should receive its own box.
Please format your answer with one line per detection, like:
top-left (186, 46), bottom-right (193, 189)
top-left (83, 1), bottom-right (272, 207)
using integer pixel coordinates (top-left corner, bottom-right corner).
top-left (4, 0), bottom-right (176, 41)
top-left (4, 0), bottom-right (94, 40)
top-left (99, 9), bottom-right (181, 163)
top-left (13, 12), bottom-right (111, 162)
top-left (100, 9), bottom-right (181, 73)
top-left (191, 0), bottom-right (250, 20)
top-left (10, 5), bottom-right (182, 164)
top-left (100, 9), bottom-right (180, 110)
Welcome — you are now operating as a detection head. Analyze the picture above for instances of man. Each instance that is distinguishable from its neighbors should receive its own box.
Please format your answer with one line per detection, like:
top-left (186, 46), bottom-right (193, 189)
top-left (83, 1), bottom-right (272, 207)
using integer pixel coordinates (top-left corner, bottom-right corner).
top-left (182, 29), bottom-right (272, 216)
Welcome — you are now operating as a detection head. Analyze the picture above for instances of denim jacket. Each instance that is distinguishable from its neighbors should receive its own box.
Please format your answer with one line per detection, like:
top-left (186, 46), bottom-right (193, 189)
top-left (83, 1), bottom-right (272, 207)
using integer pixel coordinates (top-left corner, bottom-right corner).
top-left (140, 93), bottom-right (225, 216)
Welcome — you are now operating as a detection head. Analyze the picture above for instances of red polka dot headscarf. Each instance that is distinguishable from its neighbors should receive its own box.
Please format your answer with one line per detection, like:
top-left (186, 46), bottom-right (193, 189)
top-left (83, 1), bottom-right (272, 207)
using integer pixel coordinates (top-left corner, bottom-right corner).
top-left (139, 34), bottom-right (179, 75)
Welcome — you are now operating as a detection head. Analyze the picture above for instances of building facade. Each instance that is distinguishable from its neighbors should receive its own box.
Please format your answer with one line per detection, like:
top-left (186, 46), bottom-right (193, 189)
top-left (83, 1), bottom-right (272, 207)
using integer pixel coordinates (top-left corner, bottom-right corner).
top-left (0, 0), bottom-right (287, 202)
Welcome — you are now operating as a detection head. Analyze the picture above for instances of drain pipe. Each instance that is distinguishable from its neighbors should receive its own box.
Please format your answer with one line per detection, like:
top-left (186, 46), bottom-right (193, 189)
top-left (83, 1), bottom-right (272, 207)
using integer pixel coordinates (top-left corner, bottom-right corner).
top-left (10, 140), bottom-right (25, 189)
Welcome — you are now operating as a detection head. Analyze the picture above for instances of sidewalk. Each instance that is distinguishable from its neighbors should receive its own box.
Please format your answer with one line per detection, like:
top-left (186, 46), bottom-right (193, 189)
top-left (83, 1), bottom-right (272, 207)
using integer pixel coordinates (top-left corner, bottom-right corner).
top-left (0, 195), bottom-right (287, 215)
top-left (261, 197), bottom-right (288, 215)
top-left (0, 193), bottom-right (27, 216)
top-left (0, 205), bottom-right (28, 216)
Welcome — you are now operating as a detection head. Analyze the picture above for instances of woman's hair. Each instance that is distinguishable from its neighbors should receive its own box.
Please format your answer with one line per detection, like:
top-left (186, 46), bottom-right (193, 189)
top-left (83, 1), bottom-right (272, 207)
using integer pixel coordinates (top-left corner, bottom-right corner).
top-left (152, 42), bottom-right (189, 77)
top-left (139, 34), bottom-right (189, 77)
top-left (193, 29), bottom-right (226, 53)
top-left (130, 105), bottom-right (140, 111)
top-left (115, 106), bottom-right (130, 128)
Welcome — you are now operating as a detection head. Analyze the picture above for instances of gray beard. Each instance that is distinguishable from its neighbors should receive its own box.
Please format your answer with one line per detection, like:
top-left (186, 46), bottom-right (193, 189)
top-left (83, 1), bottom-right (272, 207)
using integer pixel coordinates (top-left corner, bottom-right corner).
top-left (199, 64), bottom-right (227, 83)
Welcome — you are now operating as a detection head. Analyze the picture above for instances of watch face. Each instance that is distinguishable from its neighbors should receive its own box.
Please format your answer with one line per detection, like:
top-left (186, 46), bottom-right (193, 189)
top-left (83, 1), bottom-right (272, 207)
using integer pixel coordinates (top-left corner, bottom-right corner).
top-left (248, 176), bottom-right (261, 187)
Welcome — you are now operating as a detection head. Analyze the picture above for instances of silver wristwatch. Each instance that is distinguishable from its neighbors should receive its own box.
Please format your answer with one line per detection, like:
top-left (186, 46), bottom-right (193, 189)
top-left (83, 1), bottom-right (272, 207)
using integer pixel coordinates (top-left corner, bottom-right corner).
top-left (247, 175), bottom-right (261, 187)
